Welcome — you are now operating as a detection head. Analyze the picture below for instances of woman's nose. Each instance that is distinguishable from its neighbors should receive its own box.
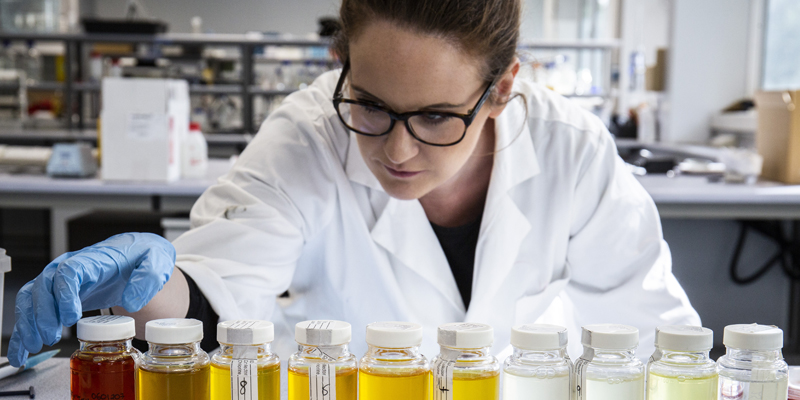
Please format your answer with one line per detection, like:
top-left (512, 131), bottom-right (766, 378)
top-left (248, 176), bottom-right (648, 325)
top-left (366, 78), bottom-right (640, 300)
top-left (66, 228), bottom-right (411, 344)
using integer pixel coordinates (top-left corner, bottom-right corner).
top-left (384, 122), bottom-right (419, 165)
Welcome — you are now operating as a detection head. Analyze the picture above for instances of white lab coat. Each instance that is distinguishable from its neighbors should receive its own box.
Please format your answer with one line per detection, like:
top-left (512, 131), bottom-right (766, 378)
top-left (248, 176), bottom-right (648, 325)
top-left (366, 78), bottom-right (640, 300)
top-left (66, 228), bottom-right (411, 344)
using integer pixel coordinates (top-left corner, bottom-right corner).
top-left (173, 70), bottom-right (700, 361)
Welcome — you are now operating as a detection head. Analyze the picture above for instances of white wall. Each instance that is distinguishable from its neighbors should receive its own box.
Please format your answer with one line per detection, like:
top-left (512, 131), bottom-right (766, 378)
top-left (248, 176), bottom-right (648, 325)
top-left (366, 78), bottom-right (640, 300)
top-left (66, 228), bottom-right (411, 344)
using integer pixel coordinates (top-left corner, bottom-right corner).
top-left (94, 0), bottom-right (339, 36)
top-left (664, 0), bottom-right (751, 143)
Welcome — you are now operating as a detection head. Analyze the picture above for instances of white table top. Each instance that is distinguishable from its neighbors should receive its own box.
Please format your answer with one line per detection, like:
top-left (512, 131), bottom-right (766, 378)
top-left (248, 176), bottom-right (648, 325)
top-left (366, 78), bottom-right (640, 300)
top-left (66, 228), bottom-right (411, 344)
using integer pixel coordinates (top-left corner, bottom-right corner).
top-left (638, 175), bottom-right (800, 205)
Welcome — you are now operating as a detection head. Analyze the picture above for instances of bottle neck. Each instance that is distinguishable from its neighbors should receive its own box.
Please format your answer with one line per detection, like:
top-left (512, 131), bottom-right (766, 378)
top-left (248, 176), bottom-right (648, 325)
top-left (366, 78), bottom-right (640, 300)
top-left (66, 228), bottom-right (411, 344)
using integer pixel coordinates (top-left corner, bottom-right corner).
top-left (218, 342), bottom-right (272, 356)
top-left (148, 341), bottom-right (203, 356)
top-left (364, 344), bottom-right (422, 361)
top-left (655, 348), bottom-right (712, 364)
top-left (724, 347), bottom-right (784, 363)
top-left (582, 346), bottom-right (637, 363)
top-left (79, 338), bottom-right (134, 353)
top-left (439, 345), bottom-right (492, 360)
top-left (512, 346), bottom-right (568, 364)
top-left (297, 343), bottom-right (351, 360)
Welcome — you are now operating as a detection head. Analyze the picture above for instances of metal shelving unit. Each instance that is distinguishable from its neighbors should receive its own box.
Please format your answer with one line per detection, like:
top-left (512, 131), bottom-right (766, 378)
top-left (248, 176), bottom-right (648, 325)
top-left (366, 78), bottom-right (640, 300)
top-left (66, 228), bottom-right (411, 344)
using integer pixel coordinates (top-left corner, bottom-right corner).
top-left (0, 32), bottom-right (333, 134)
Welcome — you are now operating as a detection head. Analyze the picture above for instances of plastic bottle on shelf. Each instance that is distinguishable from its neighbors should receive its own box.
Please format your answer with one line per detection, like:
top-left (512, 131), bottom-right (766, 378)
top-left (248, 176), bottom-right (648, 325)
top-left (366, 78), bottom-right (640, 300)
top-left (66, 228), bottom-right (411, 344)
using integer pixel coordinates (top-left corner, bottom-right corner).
top-left (182, 122), bottom-right (208, 179)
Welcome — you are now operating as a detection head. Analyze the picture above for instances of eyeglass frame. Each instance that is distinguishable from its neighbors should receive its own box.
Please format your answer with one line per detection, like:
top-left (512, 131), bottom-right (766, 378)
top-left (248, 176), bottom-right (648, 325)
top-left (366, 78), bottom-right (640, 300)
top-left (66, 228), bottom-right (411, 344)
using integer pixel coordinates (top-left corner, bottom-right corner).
top-left (332, 60), bottom-right (497, 147)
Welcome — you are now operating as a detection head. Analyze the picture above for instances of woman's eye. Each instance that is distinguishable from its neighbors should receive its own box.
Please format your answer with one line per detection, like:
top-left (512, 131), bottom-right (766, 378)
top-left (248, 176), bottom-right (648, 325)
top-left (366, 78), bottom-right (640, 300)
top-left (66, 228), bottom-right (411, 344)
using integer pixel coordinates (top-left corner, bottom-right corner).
top-left (420, 113), bottom-right (451, 125)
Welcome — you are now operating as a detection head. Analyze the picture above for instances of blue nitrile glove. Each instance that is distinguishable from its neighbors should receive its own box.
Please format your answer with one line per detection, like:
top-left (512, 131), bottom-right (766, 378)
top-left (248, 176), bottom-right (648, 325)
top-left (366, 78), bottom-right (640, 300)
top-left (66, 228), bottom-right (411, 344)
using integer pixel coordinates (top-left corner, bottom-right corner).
top-left (7, 232), bottom-right (176, 367)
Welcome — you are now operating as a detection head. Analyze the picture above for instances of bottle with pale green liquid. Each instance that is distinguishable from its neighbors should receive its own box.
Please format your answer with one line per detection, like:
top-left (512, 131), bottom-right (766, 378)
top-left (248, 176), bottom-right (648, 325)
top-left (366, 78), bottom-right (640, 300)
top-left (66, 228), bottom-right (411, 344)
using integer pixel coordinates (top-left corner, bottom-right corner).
top-left (717, 324), bottom-right (788, 400)
top-left (575, 324), bottom-right (644, 400)
top-left (646, 325), bottom-right (717, 400)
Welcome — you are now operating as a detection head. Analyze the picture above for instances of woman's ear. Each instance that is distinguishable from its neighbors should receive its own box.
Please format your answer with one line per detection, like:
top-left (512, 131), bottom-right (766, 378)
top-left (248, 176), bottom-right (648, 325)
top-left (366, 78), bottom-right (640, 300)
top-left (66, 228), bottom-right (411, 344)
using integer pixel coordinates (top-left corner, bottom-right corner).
top-left (487, 58), bottom-right (521, 119)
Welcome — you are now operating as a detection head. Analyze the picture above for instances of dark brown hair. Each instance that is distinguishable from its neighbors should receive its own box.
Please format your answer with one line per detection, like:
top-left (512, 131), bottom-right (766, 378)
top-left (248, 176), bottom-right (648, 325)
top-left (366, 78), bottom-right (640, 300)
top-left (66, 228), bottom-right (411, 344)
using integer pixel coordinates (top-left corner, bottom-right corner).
top-left (334, 0), bottom-right (521, 99)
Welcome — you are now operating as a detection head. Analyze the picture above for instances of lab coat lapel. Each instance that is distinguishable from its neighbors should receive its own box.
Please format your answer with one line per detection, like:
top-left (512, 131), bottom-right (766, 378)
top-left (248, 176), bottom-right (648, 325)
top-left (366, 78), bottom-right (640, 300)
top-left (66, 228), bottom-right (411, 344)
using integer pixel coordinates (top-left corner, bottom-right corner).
top-left (344, 132), bottom-right (465, 314)
top-left (469, 99), bottom-right (540, 318)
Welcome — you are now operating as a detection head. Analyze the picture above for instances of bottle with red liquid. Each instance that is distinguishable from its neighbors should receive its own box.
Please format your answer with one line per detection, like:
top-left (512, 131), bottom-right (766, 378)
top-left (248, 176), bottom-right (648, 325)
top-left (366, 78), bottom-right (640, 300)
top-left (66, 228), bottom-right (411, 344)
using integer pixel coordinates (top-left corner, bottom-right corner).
top-left (70, 315), bottom-right (140, 400)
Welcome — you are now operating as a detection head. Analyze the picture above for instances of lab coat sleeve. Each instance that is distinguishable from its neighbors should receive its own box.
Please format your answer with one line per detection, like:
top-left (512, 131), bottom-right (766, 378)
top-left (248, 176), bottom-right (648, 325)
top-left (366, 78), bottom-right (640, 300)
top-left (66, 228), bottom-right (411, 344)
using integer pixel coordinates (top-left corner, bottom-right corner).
top-left (171, 84), bottom-right (342, 325)
top-left (564, 130), bottom-right (701, 358)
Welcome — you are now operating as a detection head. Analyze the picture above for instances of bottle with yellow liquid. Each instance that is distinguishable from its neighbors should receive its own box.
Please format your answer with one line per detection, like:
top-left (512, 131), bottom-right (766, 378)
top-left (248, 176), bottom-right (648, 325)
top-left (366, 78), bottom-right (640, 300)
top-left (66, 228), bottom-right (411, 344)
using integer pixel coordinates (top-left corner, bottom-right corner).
top-left (646, 325), bottom-right (717, 400)
top-left (288, 320), bottom-right (357, 400)
top-left (503, 324), bottom-right (571, 400)
top-left (432, 323), bottom-right (500, 400)
top-left (139, 318), bottom-right (211, 400)
top-left (211, 320), bottom-right (280, 400)
top-left (574, 324), bottom-right (644, 400)
top-left (359, 321), bottom-right (430, 400)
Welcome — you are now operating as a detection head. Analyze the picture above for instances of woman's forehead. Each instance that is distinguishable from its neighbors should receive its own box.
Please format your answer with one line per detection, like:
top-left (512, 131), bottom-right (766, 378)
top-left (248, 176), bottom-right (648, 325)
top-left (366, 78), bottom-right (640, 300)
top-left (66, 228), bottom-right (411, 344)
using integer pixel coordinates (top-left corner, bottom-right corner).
top-left (348, 20), bottom-right (484, 112)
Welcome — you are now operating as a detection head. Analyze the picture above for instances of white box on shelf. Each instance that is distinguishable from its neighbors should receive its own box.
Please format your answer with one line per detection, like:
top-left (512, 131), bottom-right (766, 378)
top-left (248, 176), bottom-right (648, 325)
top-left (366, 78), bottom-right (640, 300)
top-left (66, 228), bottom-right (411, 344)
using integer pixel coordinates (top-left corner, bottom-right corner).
top-left (100, 78), bottom-right (189, 182)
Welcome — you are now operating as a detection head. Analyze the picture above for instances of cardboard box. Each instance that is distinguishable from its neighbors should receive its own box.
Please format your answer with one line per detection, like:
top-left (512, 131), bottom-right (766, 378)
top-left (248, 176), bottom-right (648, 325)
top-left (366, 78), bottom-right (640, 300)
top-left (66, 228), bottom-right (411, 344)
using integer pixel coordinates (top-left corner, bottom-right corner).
top-left (100, 78), bottom-right (188, 182)
top-left (755, 90), bottom-right (800, 184)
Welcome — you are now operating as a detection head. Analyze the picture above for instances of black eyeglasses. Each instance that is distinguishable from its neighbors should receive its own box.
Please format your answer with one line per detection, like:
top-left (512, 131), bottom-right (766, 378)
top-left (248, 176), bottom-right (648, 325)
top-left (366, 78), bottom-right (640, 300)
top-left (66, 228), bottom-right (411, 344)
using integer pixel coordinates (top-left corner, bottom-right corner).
top-left (332, 60), bottom-right (496, 147)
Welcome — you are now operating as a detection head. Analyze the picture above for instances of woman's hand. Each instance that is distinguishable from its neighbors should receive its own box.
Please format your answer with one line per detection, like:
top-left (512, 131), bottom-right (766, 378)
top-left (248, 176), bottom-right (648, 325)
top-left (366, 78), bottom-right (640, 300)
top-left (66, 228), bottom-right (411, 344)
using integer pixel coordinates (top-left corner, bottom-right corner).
top-left (7, 232), bottom-right (176, 367)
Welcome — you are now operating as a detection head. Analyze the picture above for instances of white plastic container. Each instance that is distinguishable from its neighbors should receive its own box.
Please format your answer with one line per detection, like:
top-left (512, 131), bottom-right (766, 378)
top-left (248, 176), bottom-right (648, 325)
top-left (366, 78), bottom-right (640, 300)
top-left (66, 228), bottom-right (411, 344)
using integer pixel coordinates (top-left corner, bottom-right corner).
top-left (182, 122), bottom-right (208, 179)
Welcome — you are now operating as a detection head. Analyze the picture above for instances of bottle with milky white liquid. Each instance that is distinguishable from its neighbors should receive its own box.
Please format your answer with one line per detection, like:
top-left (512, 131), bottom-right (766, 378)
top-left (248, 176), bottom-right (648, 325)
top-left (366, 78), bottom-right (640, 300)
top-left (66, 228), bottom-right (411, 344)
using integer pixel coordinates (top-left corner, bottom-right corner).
top-left (717, 324), bottom-right (788, 400)
top-left (503, 324), bottom-right (571, 400)
top-left (575, 324), bottom-right (644, 400)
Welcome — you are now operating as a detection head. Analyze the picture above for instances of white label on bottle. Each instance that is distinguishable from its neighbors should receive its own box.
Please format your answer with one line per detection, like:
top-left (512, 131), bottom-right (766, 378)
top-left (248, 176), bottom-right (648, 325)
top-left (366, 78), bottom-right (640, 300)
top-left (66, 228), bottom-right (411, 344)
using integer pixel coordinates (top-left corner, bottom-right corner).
top-left (231, 346), bottom-right (258, 400)
top-left (433, 348), bottom-right (461, 400)
top-left (309, 363), bottom-right (336, 400)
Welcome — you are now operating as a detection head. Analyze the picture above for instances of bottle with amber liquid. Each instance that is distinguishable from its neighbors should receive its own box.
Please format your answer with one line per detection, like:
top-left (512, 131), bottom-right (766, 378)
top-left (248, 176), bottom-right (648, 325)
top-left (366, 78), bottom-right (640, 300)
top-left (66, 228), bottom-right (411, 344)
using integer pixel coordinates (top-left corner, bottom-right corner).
top-left (70, 315), bottom-right (140, 400)
top-left (359, 321), bottom-right (430, 400)
top-left (288, 320), bottom-right (357, 400)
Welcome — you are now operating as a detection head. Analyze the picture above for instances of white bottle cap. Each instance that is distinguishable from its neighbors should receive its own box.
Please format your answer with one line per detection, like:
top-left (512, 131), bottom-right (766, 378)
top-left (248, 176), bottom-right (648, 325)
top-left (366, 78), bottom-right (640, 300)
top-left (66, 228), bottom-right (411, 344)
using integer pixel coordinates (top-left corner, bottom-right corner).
top-left (511, 324), bottom-right (568, 350)
top-left (365, 321), bottom-right (423, 348)
top-left (145, 318), bottom-right (203, 344)
top-left (723, 324), bottom-right (784, 351)
top-left (655, 325), bottom-right (713, 352)
top-left (217, 320), bottom-right (274, 345)
top-left (295, 320), bottom-right (351, 346)
top-left (581, 324), bottom-right (639, 350)
top-left (437, 323), bottom-right (493, 349)
top-left (77, 315), bottom-right (135, 341)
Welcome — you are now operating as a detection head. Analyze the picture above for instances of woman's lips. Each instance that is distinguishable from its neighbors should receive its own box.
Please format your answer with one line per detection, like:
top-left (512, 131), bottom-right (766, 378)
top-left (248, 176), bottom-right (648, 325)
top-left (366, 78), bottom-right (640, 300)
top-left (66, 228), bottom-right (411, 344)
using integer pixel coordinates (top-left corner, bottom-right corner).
top-left (384, 165), bottom-right (422, 178)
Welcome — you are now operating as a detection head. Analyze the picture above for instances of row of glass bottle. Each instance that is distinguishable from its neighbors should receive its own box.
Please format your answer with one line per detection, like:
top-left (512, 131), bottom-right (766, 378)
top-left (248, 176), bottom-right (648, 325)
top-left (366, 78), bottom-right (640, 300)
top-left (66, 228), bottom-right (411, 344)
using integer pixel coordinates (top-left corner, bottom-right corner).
top-left (70, 316), bottom-right (789, 400)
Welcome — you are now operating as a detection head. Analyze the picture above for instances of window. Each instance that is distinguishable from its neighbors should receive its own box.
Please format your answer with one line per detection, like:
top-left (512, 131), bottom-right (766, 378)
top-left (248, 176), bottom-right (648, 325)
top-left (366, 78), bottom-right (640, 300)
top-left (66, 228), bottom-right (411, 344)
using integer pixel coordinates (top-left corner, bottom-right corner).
top-left (762, 0), bottom-right (800, 90)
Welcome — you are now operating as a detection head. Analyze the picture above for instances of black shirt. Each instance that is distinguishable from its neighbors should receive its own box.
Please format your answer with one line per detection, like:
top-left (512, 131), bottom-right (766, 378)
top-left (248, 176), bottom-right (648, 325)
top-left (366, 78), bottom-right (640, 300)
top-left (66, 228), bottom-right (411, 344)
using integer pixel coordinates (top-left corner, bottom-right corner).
top-left (430, 215), bottom-right (483, 310)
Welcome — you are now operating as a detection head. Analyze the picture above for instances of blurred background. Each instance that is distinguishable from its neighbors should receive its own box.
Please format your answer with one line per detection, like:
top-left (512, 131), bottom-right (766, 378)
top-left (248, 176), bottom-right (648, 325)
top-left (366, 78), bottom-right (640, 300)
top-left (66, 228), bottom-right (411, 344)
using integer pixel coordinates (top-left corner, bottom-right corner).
top-left (0, 0), bottom-right (799, 363)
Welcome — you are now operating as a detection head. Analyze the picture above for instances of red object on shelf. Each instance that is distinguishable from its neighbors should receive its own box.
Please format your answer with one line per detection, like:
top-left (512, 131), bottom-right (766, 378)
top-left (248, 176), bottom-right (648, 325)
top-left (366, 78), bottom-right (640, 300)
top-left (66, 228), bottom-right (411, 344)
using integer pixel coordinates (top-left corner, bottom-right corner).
top-left (189, 122), bottom-right (201, 131)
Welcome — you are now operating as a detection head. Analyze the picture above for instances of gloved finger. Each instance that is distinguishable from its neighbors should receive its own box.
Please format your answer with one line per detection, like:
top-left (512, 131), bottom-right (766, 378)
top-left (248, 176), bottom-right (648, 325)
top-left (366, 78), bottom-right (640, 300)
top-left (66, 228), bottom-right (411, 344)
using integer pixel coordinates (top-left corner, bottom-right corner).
top-left (7, 324), bottom-right (30, 367)
top-left (31, 264), bottom-right (65, 347)
top-left (53, 256), bottom-right (96, 327)
top-left (121, 246), bottom-right (175, 312)
top-left (14, 281), bottom-right (44, 355)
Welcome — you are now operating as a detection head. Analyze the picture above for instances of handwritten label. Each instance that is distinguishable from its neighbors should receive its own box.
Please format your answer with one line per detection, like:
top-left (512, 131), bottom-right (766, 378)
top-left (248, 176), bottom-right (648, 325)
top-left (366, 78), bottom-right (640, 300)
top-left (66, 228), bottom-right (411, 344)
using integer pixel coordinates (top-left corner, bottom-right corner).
top-left (231, 359), bottom-right (258, 400)
top-left (433, 357), bottom-right (454, 400)
top-left (309, 363), bottom-right (336, 400)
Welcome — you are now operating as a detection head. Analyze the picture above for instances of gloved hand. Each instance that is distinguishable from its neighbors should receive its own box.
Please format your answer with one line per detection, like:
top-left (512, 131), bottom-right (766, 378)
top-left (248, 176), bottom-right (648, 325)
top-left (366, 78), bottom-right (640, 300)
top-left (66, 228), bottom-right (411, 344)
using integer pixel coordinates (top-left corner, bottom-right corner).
top-left (7, 232), bottom-right (176, 367)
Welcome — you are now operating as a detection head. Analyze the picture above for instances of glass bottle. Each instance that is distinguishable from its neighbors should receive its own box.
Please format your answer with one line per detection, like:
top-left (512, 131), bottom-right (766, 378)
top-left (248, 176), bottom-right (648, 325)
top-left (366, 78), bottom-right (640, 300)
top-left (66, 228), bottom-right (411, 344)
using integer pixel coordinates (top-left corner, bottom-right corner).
top-left (575, 324), bottom-right (644, 400)
top-left (717, 324), bottom-right (788, 400)
top-left (503, 324), bottom-right (571, 400)
top-left (211, 320), bottom-right (280, 400)
top-left (359, 321), bottom-right (430, 400)
top-left (288, 320), bottom-right (357, 400)
top-left (432, 322), bottom-right (500, 400)
top-left (646, 325), bottom-right (717, 400)
top-left (139, 318), bottom-right (210, 400)
top-left (70, 315), bottom-right (140, 400)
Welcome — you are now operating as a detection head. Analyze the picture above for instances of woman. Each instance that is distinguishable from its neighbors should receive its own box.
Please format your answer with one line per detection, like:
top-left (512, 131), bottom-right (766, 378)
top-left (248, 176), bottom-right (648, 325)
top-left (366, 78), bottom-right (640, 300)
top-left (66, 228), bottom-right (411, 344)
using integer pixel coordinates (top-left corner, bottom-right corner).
top-left (9, 0), bottom-right (699, 366)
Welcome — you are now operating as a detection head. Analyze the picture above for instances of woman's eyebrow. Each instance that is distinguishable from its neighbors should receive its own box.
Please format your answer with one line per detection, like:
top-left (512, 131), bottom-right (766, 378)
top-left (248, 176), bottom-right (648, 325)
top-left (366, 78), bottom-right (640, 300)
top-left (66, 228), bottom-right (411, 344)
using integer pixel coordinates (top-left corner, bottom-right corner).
top-left (351, 84), bottom-right (466, 110)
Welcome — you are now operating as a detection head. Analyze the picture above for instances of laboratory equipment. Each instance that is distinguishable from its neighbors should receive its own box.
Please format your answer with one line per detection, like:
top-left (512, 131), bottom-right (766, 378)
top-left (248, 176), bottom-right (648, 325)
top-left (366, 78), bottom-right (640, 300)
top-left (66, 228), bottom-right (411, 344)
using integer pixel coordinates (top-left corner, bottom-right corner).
top-left (575, 324), bottom-right (644, 400)
top-left (46, 142), bottom-right (97, 177)
top-left (139, 318), bottom-right (210, 400)
top-left (432, 322), bottom-right (500, 400)
top-left (646, 325), bottom-right (717, 400)
top-left (717, 324), bottom-right (788, 400)
top-left (503, 324), bottom-right (571, 400)
top-left (211, 320), bottom-right (280, 400)
top-left (288, 320), bottom-right (357, 400)
top-left (0, 249), bottom-right (9, 354)
top-left (70, 316), bottom-right (140, 400)
top-left (359, 321), bottom-right (430, 400)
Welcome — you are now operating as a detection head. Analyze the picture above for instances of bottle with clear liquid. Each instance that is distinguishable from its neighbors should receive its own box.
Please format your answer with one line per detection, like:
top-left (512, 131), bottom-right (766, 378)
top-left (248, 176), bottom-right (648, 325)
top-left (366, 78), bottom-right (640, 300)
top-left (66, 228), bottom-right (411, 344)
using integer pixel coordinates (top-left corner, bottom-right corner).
top-left (646, 325), bottom-right (717, 400)
top-left (717, 324), bottom-right (788, 400)
top-left (211, 320), bottom-right (280, 400)
top-left (359, 321), bottom-right (430, 400)
top-left (288, 320), bottom-right (357, 400)
top-left (503, 324), bottom-right (571, 400)
top-left (432, 323), bottom-right (500, 400)
top-left (575, 324), bottom-right (644, 400)
top-left (138, 318), bottom-right (211, 400)
top-left (70, 316), bottom-right (140, 400)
